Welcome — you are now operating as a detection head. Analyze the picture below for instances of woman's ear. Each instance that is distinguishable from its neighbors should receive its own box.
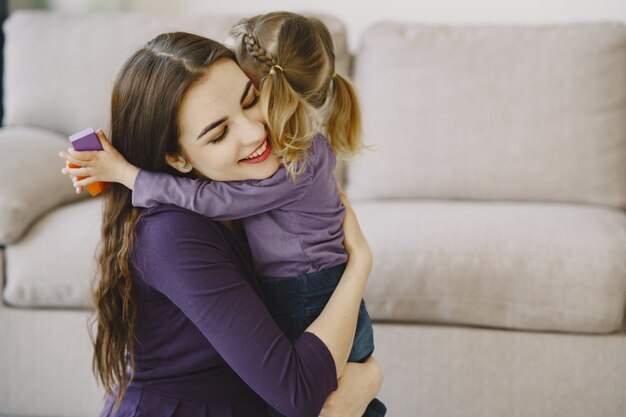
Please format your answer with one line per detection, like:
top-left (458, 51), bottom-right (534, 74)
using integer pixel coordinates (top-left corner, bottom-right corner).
top-left (165, 153), bottom-right (193, 173)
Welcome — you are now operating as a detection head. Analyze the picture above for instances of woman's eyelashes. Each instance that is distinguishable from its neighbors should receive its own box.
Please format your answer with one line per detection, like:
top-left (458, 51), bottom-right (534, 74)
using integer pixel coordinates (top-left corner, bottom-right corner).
top-left (243, 91), bottom-right (259, 109)
top-left (210, 126), bottom-right (228, 144)
top-left (209, 91), bottom-right (259, 144)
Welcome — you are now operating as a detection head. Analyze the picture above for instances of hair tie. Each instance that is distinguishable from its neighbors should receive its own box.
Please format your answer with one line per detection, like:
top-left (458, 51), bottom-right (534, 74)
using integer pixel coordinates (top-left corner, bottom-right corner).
top-left (269, 65), bottom-right (284, 76)
top-left (332, 72), bottom-right (337, 79)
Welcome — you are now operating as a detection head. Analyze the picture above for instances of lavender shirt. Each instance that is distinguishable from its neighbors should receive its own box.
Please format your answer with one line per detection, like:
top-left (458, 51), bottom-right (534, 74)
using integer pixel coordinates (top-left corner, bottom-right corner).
top-left (100, 205), bottom-right (338, 417)
top-left (132, 133), bottom-right (348, 278)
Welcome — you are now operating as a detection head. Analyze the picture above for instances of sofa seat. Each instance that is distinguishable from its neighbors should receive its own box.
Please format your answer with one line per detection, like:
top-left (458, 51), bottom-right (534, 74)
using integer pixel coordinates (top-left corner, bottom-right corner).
top-left (7, 196), bottom-right (626, 337)
top-left (372, 321), bottom-right (626, 417)
top-left (356, 200), bottom-right (626, 334)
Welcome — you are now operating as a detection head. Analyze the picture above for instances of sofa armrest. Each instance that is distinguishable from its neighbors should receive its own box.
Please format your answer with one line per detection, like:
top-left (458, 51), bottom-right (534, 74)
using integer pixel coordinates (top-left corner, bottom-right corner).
top-left (0, 126), bottom-right (87, 245)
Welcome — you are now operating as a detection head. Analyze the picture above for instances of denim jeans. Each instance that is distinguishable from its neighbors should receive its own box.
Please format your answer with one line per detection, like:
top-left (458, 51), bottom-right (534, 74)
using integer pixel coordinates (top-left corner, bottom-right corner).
top-left (258, 263), bottom-right (387, 417)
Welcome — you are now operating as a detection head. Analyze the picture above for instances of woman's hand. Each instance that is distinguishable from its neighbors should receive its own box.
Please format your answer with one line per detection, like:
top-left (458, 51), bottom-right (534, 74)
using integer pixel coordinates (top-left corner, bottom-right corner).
top-left (319, 357), bottom-right (383, 417)
top-left (338, 182), bottom-right (372, 273)
top-left (58, 129), bottom-right (139, 193)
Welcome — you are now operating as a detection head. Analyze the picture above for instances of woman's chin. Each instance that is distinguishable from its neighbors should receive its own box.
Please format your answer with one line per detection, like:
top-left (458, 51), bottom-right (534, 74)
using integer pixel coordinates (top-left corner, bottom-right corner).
top-left (253, 155), bottom-right (281, 179)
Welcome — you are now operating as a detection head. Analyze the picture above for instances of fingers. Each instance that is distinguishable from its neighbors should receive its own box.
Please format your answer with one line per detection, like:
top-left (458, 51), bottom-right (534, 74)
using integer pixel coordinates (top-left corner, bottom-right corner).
top-left (67, 148), bottom-right (99, 161)
top-left (67, 170), bottom-right (97, 188)
top-left (71, 175), bottom-right (83, 194)
top-left (61, 166), bottom-right (92, 177)
top-left (67, 171), bottom-right (89, 193)
top-left (58, 150), bottom-right (90, 167)
top-left (73, 175), bottom-right (98, 188)
top-left (95, 128), bottom-right (113, 151)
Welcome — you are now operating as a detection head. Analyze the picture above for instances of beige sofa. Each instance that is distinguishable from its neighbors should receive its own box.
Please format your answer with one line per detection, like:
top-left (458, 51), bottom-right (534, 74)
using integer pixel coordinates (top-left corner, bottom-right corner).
top-left (1, 10), bottom-right (626, 417)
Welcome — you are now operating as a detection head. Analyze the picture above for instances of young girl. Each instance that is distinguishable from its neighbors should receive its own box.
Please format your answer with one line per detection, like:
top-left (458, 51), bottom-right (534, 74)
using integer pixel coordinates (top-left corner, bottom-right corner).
top-left (62, 12), bottom-right (386, 417)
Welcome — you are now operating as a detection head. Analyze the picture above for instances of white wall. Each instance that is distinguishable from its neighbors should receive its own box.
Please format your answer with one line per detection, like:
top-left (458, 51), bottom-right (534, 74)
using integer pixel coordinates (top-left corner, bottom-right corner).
top-left (44, 0), bottom-right (626, 51)
top-left (125, 0), bottom-right (626, 50)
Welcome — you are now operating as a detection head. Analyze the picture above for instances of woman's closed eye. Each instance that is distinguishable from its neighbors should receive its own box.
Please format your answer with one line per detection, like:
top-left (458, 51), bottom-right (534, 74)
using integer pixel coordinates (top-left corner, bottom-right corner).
top-left (243, 90), bottom-right (259, 110)
top-left (209, 90), bottom-right (259, 144)
top-left (210, 126), bottom-right (228, 144)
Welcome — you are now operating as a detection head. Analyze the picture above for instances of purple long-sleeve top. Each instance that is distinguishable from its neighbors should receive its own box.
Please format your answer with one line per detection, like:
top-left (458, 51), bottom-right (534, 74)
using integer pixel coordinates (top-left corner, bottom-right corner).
top-left (104, 204), bottom-right (338, 417)
top-left (132, 133), bottom-right (348, 278)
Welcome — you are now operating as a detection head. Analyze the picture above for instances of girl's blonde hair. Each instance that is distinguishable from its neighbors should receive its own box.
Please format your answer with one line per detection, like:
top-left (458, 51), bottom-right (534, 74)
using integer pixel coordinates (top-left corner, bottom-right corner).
top-left (230, 12), bottom-right (362, 180)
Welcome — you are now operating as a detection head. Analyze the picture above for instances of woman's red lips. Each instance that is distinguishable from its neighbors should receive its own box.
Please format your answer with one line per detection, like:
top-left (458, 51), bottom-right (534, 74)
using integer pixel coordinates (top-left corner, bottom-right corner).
top-left (239, 137), bottom-right (271, 164)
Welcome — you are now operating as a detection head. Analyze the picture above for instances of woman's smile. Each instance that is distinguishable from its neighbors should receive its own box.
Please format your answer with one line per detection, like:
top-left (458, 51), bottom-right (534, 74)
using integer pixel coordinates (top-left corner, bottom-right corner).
top-left (239, 135), bottom-right (272, 164)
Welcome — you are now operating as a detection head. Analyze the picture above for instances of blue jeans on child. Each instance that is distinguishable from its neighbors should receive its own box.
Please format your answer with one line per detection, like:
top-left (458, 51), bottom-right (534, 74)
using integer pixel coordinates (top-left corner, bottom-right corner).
top-left (258, 263), bottom-right (387, 417)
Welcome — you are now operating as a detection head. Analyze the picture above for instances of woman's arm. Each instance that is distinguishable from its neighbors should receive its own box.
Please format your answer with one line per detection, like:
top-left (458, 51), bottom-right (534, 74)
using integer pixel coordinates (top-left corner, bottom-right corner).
top-left (304, 188), bottom-right (372, 376)
top-left (135, 203), bottom-right (370, 417)
top-left (320, 357), bottom-right (383, 417)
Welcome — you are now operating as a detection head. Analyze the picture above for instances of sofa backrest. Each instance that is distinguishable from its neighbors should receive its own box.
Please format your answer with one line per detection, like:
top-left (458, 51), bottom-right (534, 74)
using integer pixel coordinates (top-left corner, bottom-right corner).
top-left (2, 10), bottom-right (349, 137)
top-left (347, 23), bottom-right (626, 209)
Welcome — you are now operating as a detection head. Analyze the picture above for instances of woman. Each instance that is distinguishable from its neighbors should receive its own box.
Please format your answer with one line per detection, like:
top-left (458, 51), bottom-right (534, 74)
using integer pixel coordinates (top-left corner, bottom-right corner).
top-left (61, 32), bottom-right (381, 416)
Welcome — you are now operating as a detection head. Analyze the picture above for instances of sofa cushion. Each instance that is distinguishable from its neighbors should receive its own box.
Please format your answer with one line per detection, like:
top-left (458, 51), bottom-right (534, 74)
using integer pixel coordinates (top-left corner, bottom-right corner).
top-left (3, 10), bottom-right (349, 136)
top-left (348, 23), bottom-right (626, 209)
top-left (356, 200), bottom-right (626, 333)
top-left (3, 198), bottom-right (102, 308)
top-left (0, 126), bottom-right (86, 245)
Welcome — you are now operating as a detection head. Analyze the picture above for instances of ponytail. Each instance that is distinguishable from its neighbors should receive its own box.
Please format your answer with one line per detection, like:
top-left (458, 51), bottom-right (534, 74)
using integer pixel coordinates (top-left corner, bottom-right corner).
top-left (260, 67), bottom-right (319, 182)
top-left (325, 72), bottom-right (362, 158)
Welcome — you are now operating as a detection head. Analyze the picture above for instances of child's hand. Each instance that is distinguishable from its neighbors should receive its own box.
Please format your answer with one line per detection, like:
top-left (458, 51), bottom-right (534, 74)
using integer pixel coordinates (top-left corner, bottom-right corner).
top-left (58, 129), bottom-right (139, 192)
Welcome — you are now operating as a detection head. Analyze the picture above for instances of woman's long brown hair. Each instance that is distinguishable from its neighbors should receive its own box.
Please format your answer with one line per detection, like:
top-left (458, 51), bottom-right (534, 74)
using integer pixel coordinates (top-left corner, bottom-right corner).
top-left (91, 32), bottom-right (235, 411)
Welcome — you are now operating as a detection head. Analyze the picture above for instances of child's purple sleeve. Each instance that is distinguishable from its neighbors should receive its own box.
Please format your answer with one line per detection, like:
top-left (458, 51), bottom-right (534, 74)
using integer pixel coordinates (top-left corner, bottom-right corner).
top-left (131, 165), bottom-right (314, 221)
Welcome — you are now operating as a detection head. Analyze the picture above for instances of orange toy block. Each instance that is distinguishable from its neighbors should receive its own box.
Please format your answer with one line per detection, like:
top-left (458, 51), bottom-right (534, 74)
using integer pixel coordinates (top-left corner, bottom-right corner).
top-left (68, 162), bottom-right (110, 196)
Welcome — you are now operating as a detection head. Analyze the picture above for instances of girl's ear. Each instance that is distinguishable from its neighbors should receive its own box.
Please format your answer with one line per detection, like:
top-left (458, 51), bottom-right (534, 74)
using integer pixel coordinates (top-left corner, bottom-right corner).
top-left (165, 153), bottom-right (192, 173)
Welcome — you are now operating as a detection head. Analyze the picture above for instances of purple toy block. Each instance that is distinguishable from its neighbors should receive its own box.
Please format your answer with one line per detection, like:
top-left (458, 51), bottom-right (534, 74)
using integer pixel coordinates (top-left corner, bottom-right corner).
top-left (69, 127), bottom-right (103, 151)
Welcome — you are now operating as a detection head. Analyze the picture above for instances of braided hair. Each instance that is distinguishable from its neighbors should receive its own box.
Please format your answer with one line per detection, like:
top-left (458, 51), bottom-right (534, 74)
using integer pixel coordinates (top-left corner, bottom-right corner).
top-left (242, 31), bottom-right (277, 68)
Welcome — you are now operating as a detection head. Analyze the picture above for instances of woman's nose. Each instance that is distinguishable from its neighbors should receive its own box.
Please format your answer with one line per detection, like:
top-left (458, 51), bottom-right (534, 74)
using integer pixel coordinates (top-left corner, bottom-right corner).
top-left (238, 111), bottom-right (266, 147)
